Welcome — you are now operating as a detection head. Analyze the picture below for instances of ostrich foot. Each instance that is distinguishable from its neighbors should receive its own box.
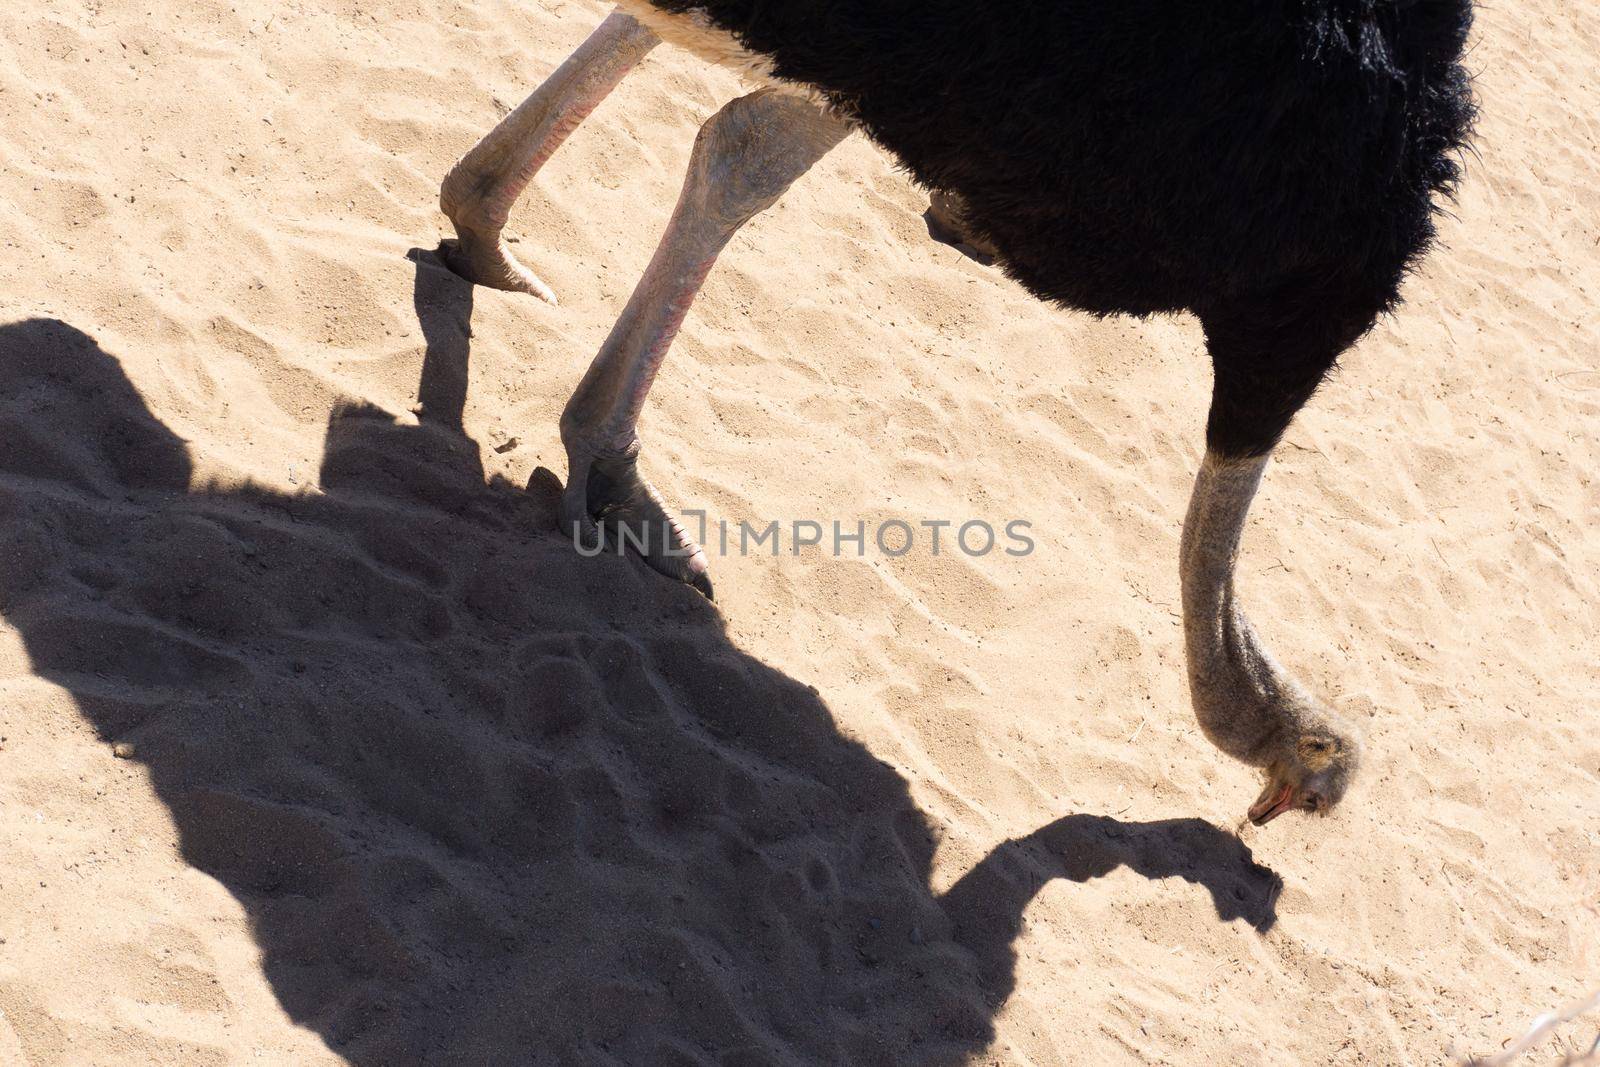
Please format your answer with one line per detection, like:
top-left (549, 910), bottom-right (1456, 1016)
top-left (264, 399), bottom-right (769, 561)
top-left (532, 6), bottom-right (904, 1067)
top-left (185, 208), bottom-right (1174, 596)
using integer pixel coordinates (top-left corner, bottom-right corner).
top-left (560, 446), bottom-right (713, 599)
top-left (438, 184), bottom-right (563, 303)
top-left (437, 222), bottom-right (557, 304)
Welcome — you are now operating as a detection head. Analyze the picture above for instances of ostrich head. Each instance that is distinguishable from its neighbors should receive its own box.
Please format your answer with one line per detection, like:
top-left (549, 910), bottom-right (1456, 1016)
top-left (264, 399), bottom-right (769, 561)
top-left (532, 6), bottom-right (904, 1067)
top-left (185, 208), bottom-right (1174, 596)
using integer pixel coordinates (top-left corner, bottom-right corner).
top-left (1247, 725), bottom-right (1363, 825)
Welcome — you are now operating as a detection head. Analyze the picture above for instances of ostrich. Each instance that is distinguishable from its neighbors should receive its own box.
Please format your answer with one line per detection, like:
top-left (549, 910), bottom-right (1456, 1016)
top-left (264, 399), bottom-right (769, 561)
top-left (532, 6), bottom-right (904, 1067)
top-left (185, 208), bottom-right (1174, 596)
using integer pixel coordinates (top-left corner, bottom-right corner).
top-left (436, 1), bottom-right (1475, 825)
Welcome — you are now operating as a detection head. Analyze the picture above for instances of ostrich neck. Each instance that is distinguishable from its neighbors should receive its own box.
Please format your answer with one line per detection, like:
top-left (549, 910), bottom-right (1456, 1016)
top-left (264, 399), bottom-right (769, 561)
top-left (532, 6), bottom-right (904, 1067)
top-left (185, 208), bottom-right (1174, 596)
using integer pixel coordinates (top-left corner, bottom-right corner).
top-left (1179, 451), bottom-right (1318, 768)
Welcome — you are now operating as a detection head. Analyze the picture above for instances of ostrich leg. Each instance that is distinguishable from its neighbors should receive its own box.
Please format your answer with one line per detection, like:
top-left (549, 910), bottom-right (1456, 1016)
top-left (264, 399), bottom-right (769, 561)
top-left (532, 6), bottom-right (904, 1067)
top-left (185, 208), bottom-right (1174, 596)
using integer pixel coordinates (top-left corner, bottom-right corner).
top-left (559, 89), bottom-right (851, 596)
top-left (439, 10), bottom-right (659, 302)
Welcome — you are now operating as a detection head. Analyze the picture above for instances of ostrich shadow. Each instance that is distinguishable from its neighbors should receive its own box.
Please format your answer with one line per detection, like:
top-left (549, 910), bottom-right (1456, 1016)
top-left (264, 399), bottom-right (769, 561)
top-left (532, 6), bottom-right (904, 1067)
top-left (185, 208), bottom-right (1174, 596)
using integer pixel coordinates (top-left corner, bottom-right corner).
top-left (0, 277), bottom-right (1280, 1064)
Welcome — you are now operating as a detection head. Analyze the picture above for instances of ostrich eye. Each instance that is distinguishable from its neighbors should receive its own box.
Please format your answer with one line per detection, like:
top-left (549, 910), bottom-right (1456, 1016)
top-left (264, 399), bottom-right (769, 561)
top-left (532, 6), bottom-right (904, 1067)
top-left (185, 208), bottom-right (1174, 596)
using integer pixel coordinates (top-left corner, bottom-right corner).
top-left (1300, 738), bottom-right (1342, 768)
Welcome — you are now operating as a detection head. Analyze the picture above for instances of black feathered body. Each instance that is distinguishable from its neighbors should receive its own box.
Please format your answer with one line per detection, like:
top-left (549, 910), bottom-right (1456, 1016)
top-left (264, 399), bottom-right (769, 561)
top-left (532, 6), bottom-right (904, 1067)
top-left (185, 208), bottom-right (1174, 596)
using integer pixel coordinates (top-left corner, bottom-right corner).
top-left (642, 0), bottom-right (1475, 453)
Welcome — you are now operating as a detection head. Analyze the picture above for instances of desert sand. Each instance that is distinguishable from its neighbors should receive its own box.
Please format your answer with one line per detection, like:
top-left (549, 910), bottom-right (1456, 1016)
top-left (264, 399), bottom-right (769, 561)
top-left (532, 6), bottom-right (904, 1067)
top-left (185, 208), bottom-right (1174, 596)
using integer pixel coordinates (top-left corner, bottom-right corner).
top-left (1, 0), bottom-right (1596, 1063)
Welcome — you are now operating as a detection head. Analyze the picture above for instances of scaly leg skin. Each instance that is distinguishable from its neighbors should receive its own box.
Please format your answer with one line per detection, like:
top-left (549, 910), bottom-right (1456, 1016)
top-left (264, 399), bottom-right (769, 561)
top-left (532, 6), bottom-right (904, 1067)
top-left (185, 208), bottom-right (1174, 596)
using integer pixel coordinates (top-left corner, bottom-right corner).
top-left (558, 89), bottom-right (851, 597)
top-left (438, 10), bottom-right (660, 302)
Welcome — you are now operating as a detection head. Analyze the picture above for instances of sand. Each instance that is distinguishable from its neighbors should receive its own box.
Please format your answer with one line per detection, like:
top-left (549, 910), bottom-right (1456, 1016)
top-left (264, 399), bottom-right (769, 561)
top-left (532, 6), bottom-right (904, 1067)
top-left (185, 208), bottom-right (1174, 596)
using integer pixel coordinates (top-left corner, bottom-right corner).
top-left (0, 0), bottom-right (1596, 1063)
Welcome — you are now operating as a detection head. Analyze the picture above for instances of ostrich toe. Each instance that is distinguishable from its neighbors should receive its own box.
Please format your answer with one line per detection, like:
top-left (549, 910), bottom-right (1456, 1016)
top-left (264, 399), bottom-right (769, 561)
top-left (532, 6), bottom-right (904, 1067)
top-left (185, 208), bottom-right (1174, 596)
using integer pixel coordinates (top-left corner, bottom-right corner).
top-left (560, 450), bottom-right (713, 599)
top-left (438, 226), bottom-right (558, 304)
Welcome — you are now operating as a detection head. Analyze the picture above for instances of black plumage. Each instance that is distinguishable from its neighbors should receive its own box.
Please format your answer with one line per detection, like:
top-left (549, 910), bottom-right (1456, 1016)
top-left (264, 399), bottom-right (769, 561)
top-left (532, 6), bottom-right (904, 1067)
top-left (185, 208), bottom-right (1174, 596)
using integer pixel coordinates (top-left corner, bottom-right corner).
top-left (647, 0), bottom-right (1476, 453)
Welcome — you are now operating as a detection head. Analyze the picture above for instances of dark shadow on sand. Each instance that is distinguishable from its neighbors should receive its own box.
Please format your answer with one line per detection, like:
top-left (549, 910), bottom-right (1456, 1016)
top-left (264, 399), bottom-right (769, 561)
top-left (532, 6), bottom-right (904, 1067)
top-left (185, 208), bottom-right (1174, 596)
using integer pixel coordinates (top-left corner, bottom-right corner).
top-left (0, 281), bottom-right (1279, 1063)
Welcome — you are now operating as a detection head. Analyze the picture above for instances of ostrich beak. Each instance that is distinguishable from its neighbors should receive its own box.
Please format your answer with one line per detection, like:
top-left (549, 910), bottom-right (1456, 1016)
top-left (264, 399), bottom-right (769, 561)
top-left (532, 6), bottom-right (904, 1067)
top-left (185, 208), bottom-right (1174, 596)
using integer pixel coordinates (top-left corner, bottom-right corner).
top-left (1248, 782), bottom-right (1296, 825)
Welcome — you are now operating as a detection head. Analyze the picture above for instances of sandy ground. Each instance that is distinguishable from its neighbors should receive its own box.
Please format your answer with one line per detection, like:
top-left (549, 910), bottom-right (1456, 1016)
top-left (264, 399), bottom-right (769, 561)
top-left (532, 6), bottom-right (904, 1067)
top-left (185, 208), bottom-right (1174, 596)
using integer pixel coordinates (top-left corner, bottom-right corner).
top-left (1, 0), bottom-right (1597, 1064)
